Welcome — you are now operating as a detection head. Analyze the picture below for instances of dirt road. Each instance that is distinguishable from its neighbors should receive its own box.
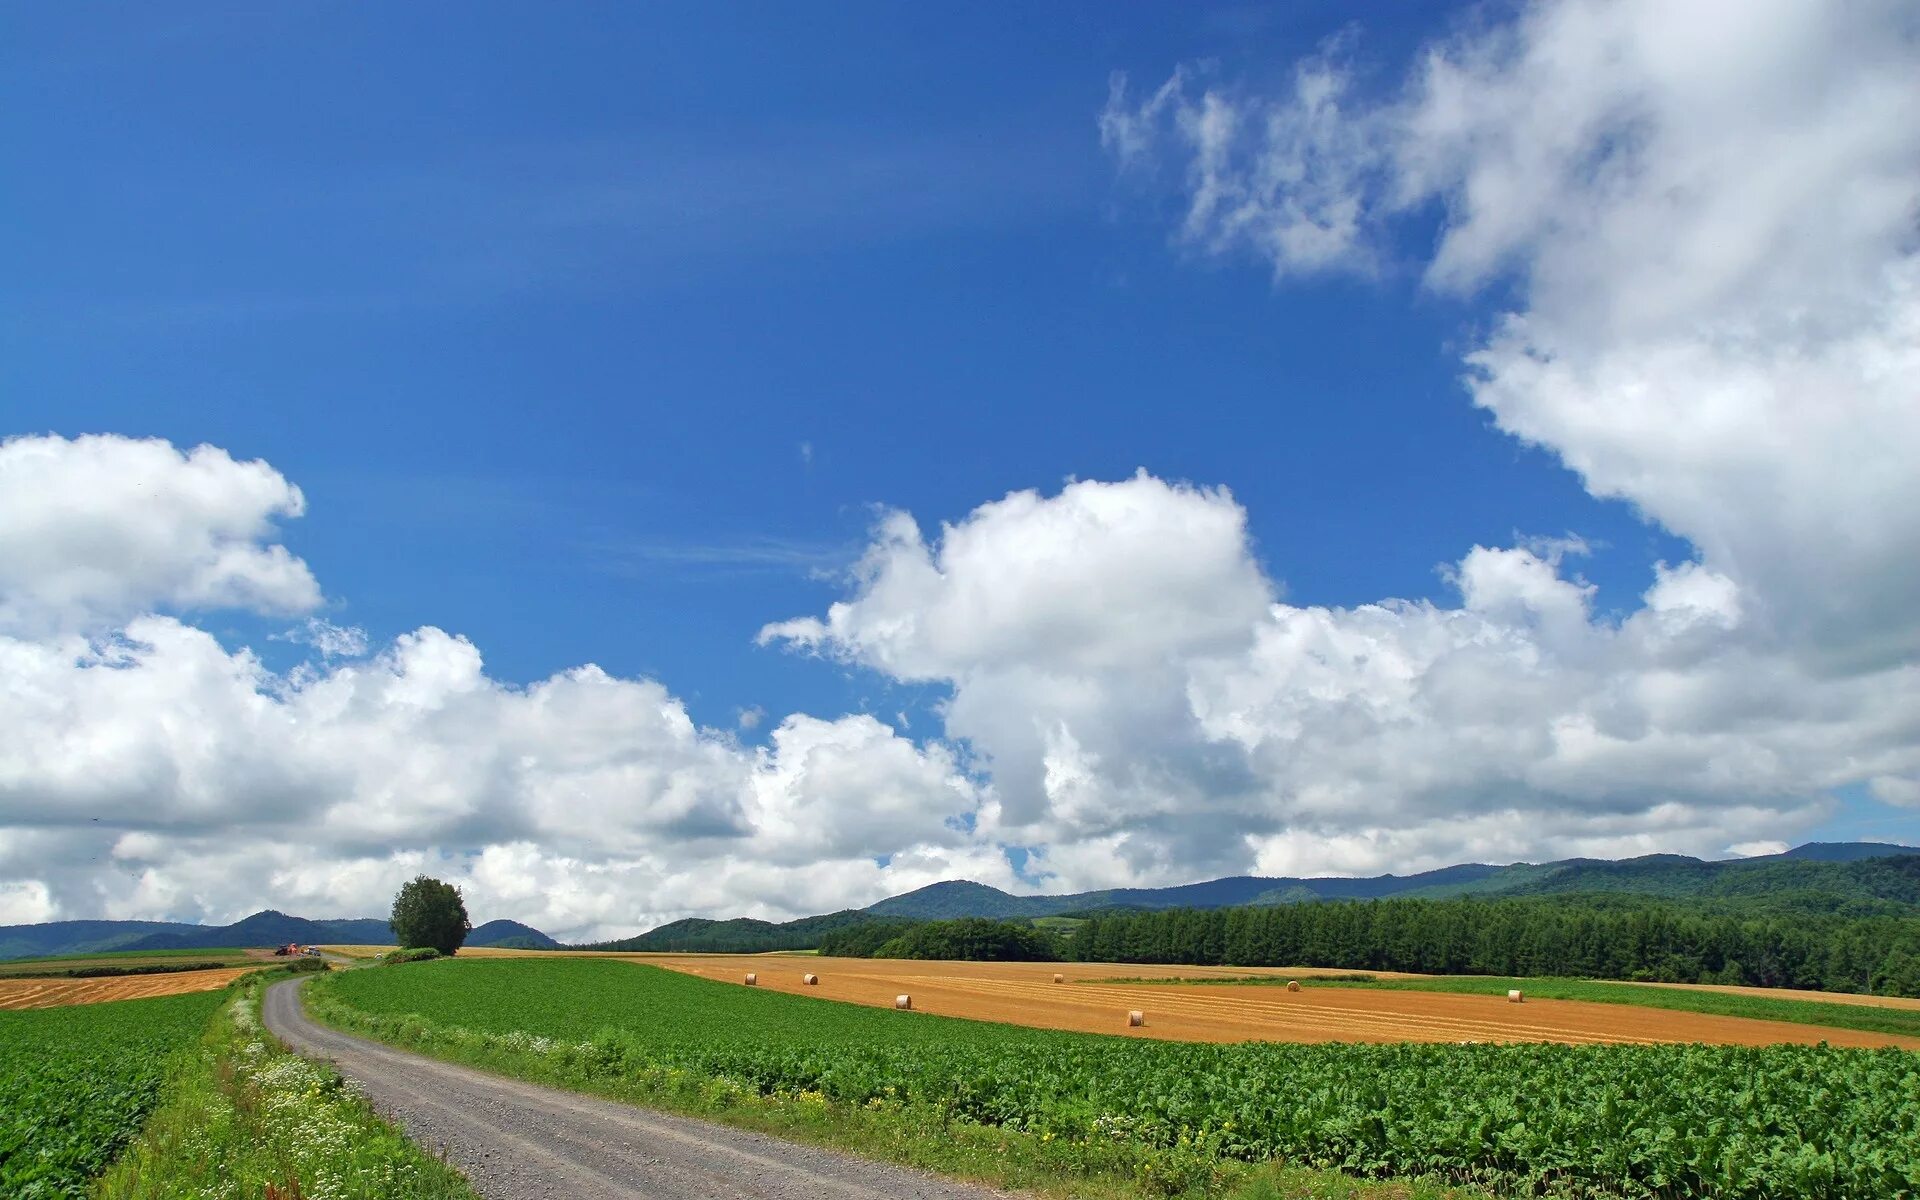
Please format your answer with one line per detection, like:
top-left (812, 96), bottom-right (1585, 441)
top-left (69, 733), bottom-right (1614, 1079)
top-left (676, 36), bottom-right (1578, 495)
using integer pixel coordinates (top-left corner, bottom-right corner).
top-left (262, 979), bottom-right (1009, 1200)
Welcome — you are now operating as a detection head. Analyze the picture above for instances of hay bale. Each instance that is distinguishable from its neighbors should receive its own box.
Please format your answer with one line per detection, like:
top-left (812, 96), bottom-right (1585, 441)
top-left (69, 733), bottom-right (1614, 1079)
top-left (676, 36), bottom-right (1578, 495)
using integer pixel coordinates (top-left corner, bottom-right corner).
top-left (744, 973), bottom-right (757, 986)
top-left (803, 973), bottom-right (819, 985)
top-left (895, 994), bottom-right (912, 1010)
top-left (1508, 988), bottom-right (1524, 1003)
top-left (1053, 973), bottom-right (1064, 983)
top-left (1286, 980), bottom-right (1301, 993)
top-left (1127, 1010), bottom-right (1146, 1027)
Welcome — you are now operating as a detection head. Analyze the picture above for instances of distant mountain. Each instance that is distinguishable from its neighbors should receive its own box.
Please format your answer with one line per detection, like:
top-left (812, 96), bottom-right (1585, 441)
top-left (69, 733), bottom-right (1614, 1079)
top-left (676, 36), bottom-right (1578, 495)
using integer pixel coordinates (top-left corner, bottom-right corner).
top-left (433, 841), bottom-right (1919, 954)
top-left (468, 919), bottom-right (560, 950)
top-left (1751, 841), bottom-right (1920, 863)
top-left (857, 843), bottom-right (1920, 922)
top-left (0, 919), bottom-right (201, 961)
top-left (0, 909), bottom-right (557, 960)
top-left (866, 863), bottom-right (1522, 920)
top-left (582, 909), bottom-right (908, 954)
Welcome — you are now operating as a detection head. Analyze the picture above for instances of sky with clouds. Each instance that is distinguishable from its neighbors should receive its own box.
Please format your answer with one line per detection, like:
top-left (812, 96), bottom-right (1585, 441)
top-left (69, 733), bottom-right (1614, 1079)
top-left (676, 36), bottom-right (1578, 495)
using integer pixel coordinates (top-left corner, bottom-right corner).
top-left (3, 1), bottom-right (1917, 940)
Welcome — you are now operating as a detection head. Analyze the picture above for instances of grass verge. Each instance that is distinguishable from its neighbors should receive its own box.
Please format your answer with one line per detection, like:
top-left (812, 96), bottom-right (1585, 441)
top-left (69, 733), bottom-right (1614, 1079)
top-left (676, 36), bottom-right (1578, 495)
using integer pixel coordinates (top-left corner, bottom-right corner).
top-left (1102, 973), bottom-right (1920, 1040)
top-left (302, 982), bottom-right (1479, 1200)
top-left (95, 970), bottom-right (480, 1200)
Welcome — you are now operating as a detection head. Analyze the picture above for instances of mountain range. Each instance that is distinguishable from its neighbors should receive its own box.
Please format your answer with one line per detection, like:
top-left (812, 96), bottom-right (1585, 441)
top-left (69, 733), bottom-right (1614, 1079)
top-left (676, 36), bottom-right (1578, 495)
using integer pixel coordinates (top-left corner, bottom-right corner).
top-left (593, 841), bottom-right (1920, 952)
top-left (9, 842), bottom-right (1914, 959)
top-left (865, 841), bottom-right (1920, 919)
top-left (0, 910), bottom-right (559, 961)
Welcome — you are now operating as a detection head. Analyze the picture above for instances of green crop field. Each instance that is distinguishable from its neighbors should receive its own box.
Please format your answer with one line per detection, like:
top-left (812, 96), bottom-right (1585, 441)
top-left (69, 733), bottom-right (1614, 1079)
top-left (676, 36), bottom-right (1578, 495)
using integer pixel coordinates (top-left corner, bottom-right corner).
top-left (314, 958), bottom-right (1920, 1198)
top-left (0, 990), bottom-right (226, 1197)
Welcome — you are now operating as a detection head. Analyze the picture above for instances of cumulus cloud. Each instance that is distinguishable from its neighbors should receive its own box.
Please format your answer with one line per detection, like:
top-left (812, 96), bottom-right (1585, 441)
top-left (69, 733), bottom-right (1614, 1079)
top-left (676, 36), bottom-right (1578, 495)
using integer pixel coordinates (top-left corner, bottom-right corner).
top-left (0, 609), bottom-right (1000, 937)
top-left (770, 0), bottom-right (1920, 886)
top-left (766, 479), bottom-right (1918, 886)
top-left (1102, 0), bottom-right (1920, 669)
top-left (0, 434), bottom-right (996, 940)
top-left (0, 434), bottom-right (322, 634)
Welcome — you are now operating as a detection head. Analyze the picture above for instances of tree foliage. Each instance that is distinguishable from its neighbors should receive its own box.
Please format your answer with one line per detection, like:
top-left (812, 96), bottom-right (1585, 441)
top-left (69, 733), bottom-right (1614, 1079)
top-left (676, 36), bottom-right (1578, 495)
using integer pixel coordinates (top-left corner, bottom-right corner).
top-left (1066, 893), bottom-right (1920, 995)
top-left (821, 917), bottom-right (1060, 961)
top-left (389, 876), bottom-right (470, 956)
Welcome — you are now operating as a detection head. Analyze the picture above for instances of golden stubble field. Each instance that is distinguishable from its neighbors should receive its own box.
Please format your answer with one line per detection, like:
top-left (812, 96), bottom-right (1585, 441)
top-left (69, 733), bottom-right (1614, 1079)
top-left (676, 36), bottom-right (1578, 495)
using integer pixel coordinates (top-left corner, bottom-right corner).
top-left (0, 965), bottom-right (263, 1010)
top-left (346, 948), bottom-right (1920, 1049)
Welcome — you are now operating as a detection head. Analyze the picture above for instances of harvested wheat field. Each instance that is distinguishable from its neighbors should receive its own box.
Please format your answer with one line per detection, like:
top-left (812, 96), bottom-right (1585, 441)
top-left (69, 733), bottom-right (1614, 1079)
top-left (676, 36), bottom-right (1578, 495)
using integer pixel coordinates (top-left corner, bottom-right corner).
top-left (0, 965), bottom-right (260, 1010)
top-left (634, 955), bottom-right (1920, 1049)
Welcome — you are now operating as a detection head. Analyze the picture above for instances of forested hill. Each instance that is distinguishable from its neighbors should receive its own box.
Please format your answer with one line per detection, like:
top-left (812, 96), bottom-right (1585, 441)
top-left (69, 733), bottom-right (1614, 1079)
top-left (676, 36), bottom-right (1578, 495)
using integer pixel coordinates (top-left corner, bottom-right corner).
top-left (0, 910), bottom-right (560, 960)
top-left (587, 844), bottom-right (1919, 952)
top-left (468, 919), bottom-right (561, 949)
top-left (0, 910), bottom-right (393, 959)
top-left (577, 909), bottom-right (912, 954)
top-left (864, 844), bottom-right (1920, 920)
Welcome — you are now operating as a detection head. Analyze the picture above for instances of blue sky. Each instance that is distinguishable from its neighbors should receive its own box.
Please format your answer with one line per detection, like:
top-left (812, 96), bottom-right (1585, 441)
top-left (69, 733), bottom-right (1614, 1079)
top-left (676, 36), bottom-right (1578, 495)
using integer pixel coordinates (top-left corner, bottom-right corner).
top-left (2, 2), bottom-right (1915, 931)
top-left (5, 4), bottom-right (1683, 717)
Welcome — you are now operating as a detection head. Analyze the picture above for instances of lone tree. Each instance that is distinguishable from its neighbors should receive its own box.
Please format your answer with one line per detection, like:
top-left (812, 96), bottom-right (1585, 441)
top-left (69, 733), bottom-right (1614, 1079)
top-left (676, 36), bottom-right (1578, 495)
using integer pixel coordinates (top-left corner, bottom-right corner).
top-left (390, 875), bottom-right (471, 956)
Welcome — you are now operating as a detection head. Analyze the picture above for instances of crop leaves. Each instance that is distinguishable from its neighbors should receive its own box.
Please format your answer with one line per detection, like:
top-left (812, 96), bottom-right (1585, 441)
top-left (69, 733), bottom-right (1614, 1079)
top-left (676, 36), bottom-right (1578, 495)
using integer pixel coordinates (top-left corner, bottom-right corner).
top-left (317, 959), bottom-right (1920, 1199)
top-left (0, 991), bottom-right (225, 1198)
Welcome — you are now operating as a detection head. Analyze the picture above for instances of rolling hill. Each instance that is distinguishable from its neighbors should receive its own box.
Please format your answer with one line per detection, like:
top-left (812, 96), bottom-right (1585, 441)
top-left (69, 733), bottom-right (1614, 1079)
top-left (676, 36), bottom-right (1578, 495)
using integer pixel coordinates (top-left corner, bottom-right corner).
top-left (580, 909), bottom-right (906, 954)
top-left (0, 910), bottom-right (558, 960)
top-left (594, 842), bottom-right (1920, 951)
top-left (862, 843), bottom-right (1920, 921)
top-left (468, 919), bottom-right (561, 949)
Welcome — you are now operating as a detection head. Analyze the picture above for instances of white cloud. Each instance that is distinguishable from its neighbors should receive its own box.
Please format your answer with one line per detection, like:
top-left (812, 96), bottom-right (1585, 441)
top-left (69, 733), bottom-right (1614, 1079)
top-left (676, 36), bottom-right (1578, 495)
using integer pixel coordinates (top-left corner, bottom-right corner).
top-left (0, 434), bottom-right (321, 634)
top-left (0, 610), bottom-right (1002, 939)
top-left (276, 618), bottom-right (370, 660)
top-left (1101, 0), bottom-right (1920, 670)
top-left (768, 478), bottom-right (1917, 887)
top-left (1871, 777), bottom-right (1920, 810)
top-left (0, 438), bottom-right (997, 940)
top-left (1049, 0), bottom-right (1920, 877)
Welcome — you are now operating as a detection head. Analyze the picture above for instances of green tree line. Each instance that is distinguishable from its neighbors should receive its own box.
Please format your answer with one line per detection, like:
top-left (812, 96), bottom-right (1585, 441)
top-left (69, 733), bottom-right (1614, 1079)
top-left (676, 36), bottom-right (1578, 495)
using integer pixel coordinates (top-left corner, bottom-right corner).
top-left (819, 917), bottom-right (1061, 961)
top-left (1065, 895), bottom-right (1920, 995)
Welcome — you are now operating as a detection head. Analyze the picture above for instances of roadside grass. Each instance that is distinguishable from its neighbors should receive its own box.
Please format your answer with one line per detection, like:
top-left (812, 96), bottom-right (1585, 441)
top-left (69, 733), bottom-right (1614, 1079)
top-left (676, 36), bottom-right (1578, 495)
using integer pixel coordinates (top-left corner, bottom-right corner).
top-left (303, 977), bottom-right (1477, 1200)
top-left (1104, 973), bottom-right (1920, 1040)
top-left (95, 970), bottom-right (480, 1200)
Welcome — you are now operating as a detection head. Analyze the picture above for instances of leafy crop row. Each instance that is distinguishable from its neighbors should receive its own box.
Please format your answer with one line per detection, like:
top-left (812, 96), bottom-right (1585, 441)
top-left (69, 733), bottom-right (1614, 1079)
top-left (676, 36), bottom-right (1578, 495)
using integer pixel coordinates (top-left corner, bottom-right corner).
top-left (315, 959), bottom-right (1920, 1198)
top-left (0, 990), bottom-right (226, 1198)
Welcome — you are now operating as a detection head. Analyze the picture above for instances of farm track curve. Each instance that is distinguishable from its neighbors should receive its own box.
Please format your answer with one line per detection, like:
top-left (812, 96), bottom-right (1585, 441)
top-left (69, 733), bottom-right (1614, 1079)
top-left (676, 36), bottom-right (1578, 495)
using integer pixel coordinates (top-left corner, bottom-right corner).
top-left (262, 978), bottom-right (1013, 1200)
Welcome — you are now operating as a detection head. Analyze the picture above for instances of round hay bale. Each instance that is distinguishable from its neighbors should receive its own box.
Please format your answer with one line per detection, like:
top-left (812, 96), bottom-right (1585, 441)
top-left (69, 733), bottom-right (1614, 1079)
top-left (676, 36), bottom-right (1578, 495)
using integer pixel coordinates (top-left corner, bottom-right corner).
top-left (1052, 973), bottom-right (1064, 983)
top-left (803, 973), bottom-right (819, 985)
top-left (895, 994), bottom-right (912, 1010)
top-left (744, 973), bottom-right (757, 986)
top-left (1127, 1010), bottom-right (1146, 1027)
top-left (1286, 980), bottom-right (1301, 993)
top-left (1508, 988), bottom-right (1524, 1003)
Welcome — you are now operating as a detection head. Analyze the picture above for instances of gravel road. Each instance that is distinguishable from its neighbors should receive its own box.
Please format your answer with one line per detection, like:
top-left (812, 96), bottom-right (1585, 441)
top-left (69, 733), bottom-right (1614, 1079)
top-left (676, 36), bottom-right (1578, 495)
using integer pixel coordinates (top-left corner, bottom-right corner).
top-left (263, 978), bottom-right (1012, 1200)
